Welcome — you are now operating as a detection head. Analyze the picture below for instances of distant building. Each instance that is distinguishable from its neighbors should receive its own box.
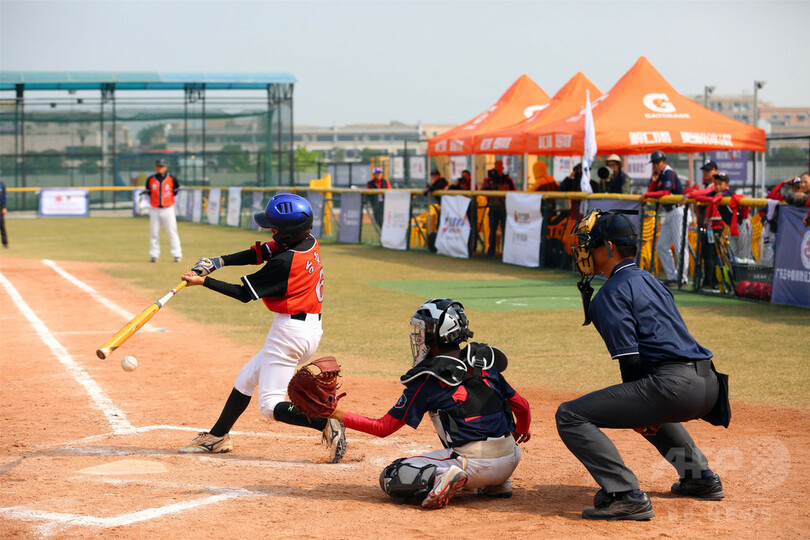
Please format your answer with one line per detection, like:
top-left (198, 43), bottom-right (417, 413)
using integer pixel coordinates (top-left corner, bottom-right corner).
top-left (688, 93), bottom-right (771, 125)
top-left (758, 106), bottom-right (810, 137)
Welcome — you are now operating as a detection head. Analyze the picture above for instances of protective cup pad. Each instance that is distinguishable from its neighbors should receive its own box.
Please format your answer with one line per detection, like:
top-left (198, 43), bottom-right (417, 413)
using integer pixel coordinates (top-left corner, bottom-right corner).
top-left (379, 458), bottom-right (437, 502)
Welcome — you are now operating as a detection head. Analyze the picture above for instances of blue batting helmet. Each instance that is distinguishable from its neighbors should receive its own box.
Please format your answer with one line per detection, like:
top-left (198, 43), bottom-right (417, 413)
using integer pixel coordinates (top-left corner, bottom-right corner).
top-left (253, 193), bottom-right (313, 245)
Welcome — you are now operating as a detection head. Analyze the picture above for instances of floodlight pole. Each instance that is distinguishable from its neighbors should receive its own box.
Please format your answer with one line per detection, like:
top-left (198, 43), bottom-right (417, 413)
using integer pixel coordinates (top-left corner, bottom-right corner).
top-left (753, 80), bottom-right (766, 196)
top-left (702, 85), bottom-right (715, 164)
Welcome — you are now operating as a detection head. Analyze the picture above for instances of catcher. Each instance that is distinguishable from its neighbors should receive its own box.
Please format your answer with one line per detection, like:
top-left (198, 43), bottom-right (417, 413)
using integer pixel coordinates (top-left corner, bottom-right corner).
top-left (289, 298), bottom-right (532, 509)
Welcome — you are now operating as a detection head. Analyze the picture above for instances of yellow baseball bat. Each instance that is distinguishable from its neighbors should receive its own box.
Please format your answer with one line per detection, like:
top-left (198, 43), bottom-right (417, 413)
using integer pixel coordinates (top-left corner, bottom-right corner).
top-left (96, 281), bottom-right (187, 359)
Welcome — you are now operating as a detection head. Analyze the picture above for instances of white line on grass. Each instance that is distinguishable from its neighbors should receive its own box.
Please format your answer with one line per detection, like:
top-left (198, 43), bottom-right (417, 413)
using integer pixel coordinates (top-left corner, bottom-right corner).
top-left (0, 488), bottom-right (261, 536)
top-left (42, 259), bottom-right (160, 332)
top-left (0, 271), bottom-right (134, 435)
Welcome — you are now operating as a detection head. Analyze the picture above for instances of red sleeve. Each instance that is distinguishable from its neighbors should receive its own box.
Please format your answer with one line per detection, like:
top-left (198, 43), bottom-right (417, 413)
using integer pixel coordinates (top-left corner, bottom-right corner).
top-left (508, 392), bottom-right (531, 435)
top-left (767, 181), bottom-right (787, 200)
top-left (343, 412), bottom-right (405, 438)
top-left (686, 185), bottom-right (714, 197)
top-left (643, 189), bottom-right (671, 198)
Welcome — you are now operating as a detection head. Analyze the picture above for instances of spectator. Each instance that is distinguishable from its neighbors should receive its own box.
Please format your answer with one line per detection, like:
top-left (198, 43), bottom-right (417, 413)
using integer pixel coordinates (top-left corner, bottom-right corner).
top-left (783, 172), bottom-right (810, 208)
top-left (641, 151), bottom-right (688, 285)
top-left (0, 180), bottom-right (7, 248)
top-left (423, 168), bottom-right (449, 195)
top-left (145, 158), bottom-right (182, 262)
top-left (482, 160), bottom-right (515, 258)
top-left (683, 160), bottom-right (719, 289)
top-left (693, 173), bottom-right (752, 262)
top-left (558, 163), bottom-right (583, 192)
top-left (605, 154), bottom-right (632, 194)
top-left (366, 166), bottom-right (391, 228)
top-left (529, 161), bottom-right (557, 192)
top-left (449, 170), bottom-right (472, 191)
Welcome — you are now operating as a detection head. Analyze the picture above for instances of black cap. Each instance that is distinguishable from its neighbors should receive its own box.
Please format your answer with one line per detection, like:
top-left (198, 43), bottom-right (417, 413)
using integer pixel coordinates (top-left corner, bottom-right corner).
top-left (430, 168), bottom-right (440, 176)
top-left (155, 158), bottom-right (167, 166)
top-left (701, 160), bottom-right (718, 171)
top-left (650, 150), bottom-right (666, 163)
top-left (713, 173), bottom-right (731, 183)
top-left (592, 211), bottom-right (638, 247)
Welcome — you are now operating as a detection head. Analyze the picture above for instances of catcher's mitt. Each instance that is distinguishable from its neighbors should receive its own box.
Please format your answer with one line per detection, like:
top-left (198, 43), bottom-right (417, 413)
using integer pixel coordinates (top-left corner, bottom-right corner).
top-left (287, 356), bottom-right (346, 418)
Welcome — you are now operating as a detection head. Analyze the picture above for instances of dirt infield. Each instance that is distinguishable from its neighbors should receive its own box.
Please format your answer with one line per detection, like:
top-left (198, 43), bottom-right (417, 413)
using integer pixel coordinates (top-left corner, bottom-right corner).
top-left (1, 257), bottom-right (808, 538)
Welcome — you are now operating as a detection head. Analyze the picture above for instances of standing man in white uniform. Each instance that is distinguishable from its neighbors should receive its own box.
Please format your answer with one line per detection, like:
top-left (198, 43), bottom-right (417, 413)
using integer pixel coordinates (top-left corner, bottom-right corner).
top-left (145, 158), bottom-right (183, 262)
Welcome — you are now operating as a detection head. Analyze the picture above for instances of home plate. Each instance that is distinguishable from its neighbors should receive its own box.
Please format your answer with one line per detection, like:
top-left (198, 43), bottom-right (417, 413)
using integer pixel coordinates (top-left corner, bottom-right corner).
top-left (78, 459), bottom-right (167, 475)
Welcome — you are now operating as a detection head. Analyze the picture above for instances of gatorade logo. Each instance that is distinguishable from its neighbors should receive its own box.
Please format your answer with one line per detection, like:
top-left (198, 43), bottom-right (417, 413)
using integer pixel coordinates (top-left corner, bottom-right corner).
top-left (643, 93), bottom-right (676, 113)
top-left (523, 104), bottom-right (549, 118)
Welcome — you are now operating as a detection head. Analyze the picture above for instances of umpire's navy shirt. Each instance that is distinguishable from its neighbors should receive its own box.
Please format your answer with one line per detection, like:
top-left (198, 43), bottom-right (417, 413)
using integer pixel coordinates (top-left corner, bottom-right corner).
top-left (589, 260), bottom-right (712, 366)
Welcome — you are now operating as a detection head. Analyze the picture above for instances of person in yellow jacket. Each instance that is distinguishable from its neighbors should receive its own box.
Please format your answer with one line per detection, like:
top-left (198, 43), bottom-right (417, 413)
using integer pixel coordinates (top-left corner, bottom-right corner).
top-left (529, 161), bottom-right (558, 192)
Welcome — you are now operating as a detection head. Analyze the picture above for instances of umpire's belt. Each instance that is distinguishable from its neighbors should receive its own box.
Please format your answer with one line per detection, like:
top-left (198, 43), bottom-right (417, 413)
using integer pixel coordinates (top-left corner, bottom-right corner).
top-left (454, 434), bottom-right (517, 459)
top-left (651, 358), bottom-right (712, 377)
top-left (290, 312), bottom-right (322, 322)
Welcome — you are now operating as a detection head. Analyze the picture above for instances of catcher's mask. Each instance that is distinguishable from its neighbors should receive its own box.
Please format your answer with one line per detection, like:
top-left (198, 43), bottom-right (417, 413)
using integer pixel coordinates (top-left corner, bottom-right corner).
top-left (409, 299), bottom-right (474, 366)
top-left (571, 209), bottom-right (638, 325)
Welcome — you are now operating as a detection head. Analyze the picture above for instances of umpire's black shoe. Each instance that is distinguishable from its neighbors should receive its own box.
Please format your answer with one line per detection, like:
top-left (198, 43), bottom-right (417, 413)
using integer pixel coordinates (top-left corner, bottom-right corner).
top-left (582, 489), bottom-right (655, 521)
top-left (671, 474), bottom-right (725, 500)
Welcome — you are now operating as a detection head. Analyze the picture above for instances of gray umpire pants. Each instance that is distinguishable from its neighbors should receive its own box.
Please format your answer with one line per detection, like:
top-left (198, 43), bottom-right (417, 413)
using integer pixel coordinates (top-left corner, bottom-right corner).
top-left (555, 361), bottom-right (719, 493)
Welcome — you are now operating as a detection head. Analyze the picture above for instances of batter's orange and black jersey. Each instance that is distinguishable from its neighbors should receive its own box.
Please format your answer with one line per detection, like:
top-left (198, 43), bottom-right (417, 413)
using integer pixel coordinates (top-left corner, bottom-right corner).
top-left (241, 236), bottom-right (323, 314)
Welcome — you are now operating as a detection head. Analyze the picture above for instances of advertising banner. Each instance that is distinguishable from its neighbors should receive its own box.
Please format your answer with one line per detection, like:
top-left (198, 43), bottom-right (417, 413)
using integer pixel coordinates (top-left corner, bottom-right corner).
top-left (709, 150), bottom-right (748, 185)
top-left (625, 154), bottom-right (653, 182)
top-left (410, 156), bottom-right (426, 180)
top-left (250, 191), bottom-right (264, 230)
top-left (435, 196), bottom-right (471, 259)
top-left (206, 188), bottom-right (221, 225)
top-left (771, 206), bottom-right (810, 309)
top-left (39, 189), bottom-right (89, 217)
top-left (174, 189), bottom-right (188, 220)
top-left (553, 156), bottom-right (582, 182)
top-left (380, 191), bottom-right (411, 250)
top-left (133, 188), bottom-right (150, 217)
top-left (392, 157), bottom-right (405, 180)
top-left (191, 189), bottom-right (203, 223)
top-left (585, 198), bottom-right (642, 232)
top-left (226, 187), bottom-right (242, 227)
top-left (503, 192), bottom-right (543, 267)
top-left (307, 192), bottom-right (325, 238)
top-left (450, 156), bottom-right (467, 180)
top-left (339, 191), bottom-right (363, 244)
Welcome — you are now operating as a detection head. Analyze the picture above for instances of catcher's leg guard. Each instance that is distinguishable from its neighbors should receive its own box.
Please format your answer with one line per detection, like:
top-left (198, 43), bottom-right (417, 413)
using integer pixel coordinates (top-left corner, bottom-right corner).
top-left (379, 458), bottom-right (437, 502)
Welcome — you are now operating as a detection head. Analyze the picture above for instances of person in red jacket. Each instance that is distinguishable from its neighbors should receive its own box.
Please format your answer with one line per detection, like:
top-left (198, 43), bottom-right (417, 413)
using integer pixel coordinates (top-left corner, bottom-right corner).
top-left (144, 159), bottom-right (183, 262)
top-left (330, 298), bottom-right (531, 510)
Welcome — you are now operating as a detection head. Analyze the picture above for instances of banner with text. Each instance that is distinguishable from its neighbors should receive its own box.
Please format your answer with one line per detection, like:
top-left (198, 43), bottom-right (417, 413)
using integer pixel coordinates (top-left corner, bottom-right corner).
top-left (709, 150), bottom-right (748, 185)
top-left (625, 154), bottom-right (653, 182)
top-left (307, 192), bottom-right (325, 238)
top-left (410, 156), bottom-right (426, 180)
top-left (226, 187), bottom-right (242, 227)
top-left (392, 157), bottom-right (405, 180)
top-left (585, 199), bottom-right (642, 233)
top-left (339, 191), bottom-right (363, 244)
top-left (207, 189), bottom-right (221, 226)
top-left (435, 196), bottom-right (471, 259)
top-left (771, 206), bottom-right (810, 309)
top-left (39, 189), bottom-right (89, 217)
top-left (553, 156), bottom-right (582, 182)
top-left (503, 192), bottom-right (543, 267)
top-left (133, 188), bottom-right (150, 217)
top-left (191, 190), bottom-right (203, 223)
top-left (174, 189), bottom-right (189, 220)
top-left (380, 191), bottom-right (411, 250)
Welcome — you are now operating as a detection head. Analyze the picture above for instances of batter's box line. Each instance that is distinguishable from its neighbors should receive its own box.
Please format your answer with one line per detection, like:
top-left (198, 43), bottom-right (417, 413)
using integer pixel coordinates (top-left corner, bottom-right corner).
top-left (0, 487), bottom-right (264, 537)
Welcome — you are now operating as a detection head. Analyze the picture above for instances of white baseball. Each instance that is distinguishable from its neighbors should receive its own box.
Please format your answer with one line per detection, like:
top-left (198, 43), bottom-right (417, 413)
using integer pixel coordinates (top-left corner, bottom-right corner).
top-left (121, 356), bottom-right (138, 372)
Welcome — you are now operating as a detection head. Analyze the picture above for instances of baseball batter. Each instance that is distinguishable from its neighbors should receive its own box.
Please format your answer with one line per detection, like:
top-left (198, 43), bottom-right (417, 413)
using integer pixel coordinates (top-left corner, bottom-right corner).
top-left (330, 299), bottom-right (531, 509)
top-left (178, 193), bottom-right (346, 463)
top-left (642, 151), bottom-right (688, 285)
top-left (558, 209), bottom-right (729, 520)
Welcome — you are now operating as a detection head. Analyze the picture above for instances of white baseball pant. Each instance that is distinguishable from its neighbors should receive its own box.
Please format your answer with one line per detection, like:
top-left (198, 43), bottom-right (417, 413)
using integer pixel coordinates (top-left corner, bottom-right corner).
top-left (656, 206), bottom-right (690, 283)
top-left (398, 441), bottom-right (521, 490)
top-left (234, 313), bottom-right (323, 420)
top-left (729, 218), bottom-right (753, 261)
top-left (149, 205), bottom-right (183, 259)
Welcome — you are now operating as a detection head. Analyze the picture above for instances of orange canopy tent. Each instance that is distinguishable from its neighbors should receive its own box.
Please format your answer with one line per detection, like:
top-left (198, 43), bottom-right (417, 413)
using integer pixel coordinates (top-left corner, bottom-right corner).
top-left (527, 56), bottom-right (766, 156)
top-left (428, 74), bottom-right (550, 156)
top-left (472, 72), bottom-right (602, 155)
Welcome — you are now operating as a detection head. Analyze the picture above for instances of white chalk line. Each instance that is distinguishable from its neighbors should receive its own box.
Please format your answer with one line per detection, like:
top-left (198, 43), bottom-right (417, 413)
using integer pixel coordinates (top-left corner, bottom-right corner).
top-left (0, 271), bottom-right (134, 435)
top-left (0, 487), bottom-right (261, 536)
top-left (42, 259), bottom-right (162, 332)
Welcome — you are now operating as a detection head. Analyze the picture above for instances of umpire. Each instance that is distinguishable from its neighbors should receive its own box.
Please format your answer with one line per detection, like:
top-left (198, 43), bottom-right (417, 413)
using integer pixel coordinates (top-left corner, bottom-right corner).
top-left (556, 209), bottom-right (729, 520)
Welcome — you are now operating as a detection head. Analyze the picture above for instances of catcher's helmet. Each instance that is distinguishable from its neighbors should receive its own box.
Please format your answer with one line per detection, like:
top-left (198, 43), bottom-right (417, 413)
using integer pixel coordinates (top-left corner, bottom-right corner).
top-left (254, 193), bottom-right (313, 246)
top-left (649, 150), bottom-right (667, 163)
top-left (409, 299), bottom-right (474, 366)
top-left (571, 209), bottom-right (638, 277)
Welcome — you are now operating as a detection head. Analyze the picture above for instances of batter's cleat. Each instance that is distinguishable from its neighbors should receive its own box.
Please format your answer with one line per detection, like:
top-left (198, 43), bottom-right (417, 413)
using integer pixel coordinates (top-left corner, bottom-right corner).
top-left (475, 479), bottom-right (513, 498)
top-left (178, 432), bottom-right (233, 454)
top-left (671, 474), bottom-right (725, 500)
top-left (150, 257), bottom-right (156, 262)
top-left (582, 489), bottom-right (655, 521)
top-left (174, 256), bottom-right (182, 262)
top-left (322, 418), bottom-right (347, 463)
top-left (421, 466), bottom-right (468, 509)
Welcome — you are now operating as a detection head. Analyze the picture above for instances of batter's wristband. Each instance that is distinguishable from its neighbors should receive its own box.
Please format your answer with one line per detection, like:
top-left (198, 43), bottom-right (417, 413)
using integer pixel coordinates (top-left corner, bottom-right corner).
top-left (251, 241), bottom-right (263, 264)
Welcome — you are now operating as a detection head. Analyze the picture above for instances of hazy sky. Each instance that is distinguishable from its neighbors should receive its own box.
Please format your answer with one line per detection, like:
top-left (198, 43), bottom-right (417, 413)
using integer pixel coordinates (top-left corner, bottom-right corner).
top-left (1, 0), bottom-right (807, 126)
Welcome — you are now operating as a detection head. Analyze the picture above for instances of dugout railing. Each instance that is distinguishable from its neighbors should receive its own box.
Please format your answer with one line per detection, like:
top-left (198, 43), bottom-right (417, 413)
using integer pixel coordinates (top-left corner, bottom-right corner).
top-left (3, 185), bottom-right (788, 301)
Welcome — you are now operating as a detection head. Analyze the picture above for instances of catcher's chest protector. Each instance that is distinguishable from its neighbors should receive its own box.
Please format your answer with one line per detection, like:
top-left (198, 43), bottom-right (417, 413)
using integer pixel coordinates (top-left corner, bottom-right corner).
top-left (438, 366), bottom-right (513, 443)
